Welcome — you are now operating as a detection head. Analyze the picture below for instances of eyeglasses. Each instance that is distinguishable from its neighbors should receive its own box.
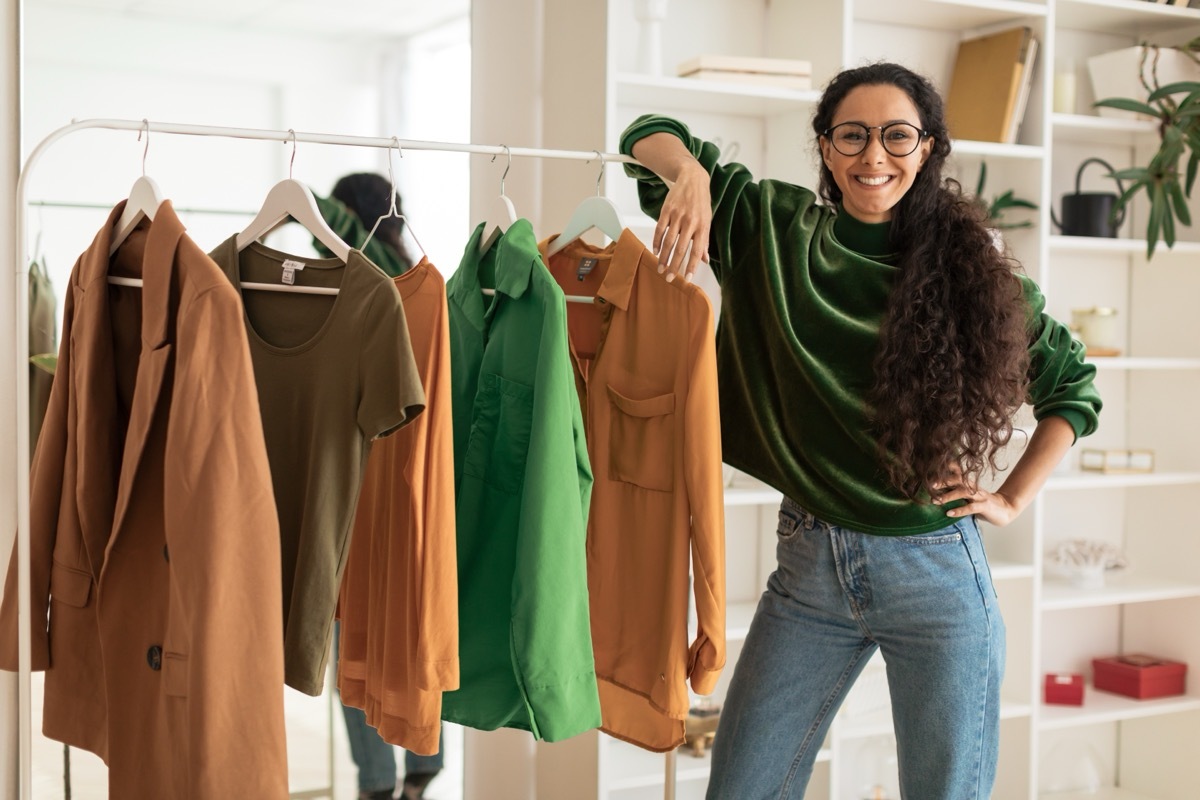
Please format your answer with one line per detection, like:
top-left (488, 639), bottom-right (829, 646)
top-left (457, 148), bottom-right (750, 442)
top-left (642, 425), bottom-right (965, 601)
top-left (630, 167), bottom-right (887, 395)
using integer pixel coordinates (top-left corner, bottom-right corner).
top-left (822, 122), bottom-right (928, 157)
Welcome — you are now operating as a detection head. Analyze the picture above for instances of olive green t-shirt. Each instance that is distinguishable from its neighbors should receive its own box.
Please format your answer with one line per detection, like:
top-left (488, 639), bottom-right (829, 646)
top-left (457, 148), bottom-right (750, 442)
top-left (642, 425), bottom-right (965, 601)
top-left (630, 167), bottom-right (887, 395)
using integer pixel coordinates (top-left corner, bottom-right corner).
top-left (210, 237), bottom-right (426, 695)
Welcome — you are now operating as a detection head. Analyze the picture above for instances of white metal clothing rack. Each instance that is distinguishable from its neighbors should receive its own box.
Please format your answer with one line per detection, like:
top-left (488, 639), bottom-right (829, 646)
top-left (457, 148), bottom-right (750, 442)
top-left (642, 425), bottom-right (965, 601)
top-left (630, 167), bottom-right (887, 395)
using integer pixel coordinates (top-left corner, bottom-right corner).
top-left (10, 118), bottom-right (679, 800)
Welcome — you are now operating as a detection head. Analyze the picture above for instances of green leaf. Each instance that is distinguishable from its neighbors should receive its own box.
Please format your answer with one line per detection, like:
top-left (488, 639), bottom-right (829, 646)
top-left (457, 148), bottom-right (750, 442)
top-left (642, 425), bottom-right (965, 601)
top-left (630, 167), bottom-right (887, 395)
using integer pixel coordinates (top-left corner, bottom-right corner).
top-left (976, 161), bottom-right (987, 196)
top-left (29, 354), bottom-right (57, 375)
top-left (1188, 153), bottom-right (1199, 196)
top-left (1147, 81), bottom-right (1200, 101)
top-left (1170, 180), bottom-right (1192, 226)
top-left (1094, 97), bottom-right (1161, 116)
top-left (1110, 167), bottom-right (1152, 181)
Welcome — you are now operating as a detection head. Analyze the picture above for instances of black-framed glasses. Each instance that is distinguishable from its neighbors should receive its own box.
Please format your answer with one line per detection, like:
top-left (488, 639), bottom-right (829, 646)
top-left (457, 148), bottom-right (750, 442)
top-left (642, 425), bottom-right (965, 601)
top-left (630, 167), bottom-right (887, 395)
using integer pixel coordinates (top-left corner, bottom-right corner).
top-left (822, 122), bottom-right (928, 157)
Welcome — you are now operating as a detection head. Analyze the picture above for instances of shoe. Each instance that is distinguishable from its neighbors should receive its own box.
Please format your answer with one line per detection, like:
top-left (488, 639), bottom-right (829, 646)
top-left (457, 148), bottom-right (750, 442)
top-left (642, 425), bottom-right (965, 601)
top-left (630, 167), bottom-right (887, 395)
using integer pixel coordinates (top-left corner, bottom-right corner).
top-left (359, 789), bottom-right (395, 800)
top-left (401, 772), bottom-right (437, 800)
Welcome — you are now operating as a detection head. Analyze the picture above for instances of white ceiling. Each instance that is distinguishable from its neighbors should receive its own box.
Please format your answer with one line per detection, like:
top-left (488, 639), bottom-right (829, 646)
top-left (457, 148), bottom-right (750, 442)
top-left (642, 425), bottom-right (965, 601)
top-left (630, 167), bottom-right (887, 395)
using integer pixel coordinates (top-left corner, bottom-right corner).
top-left (34, 0), bottom-right (471, 39)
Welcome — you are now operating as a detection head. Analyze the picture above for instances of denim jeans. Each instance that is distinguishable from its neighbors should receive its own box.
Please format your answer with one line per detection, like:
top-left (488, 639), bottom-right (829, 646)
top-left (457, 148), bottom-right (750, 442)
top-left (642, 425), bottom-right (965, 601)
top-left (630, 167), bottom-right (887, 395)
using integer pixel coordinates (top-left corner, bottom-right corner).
top-left (334, 622), bottom-right (444, 793)
top-left (707, 499), bottom-right (1005, 800)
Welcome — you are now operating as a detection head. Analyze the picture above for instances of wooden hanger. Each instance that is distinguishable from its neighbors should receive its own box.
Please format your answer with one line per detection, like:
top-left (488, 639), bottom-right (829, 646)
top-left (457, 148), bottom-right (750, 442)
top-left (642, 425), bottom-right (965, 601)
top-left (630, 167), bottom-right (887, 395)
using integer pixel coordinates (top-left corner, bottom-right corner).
top-left (546, 151), bottom-right (624, 256)
top-left (109, 121), bottom-right (166, 257)
top-left (234, 130), bottom-right (349, 296)
top-left (479, 144), bottom-right (518, 254)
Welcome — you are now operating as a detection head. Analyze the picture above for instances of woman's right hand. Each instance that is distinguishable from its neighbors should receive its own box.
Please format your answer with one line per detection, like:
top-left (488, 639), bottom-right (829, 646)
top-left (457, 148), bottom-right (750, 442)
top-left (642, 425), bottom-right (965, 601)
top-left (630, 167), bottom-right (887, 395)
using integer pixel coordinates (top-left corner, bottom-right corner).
top-left (653, 160), bottom-right (712, 284)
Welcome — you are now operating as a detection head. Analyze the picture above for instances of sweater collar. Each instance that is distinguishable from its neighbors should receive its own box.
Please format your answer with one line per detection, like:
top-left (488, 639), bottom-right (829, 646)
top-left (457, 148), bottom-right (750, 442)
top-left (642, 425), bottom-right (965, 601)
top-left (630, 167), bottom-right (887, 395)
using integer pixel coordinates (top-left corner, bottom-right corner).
top-left (832, 206), bottom-right (896, 262)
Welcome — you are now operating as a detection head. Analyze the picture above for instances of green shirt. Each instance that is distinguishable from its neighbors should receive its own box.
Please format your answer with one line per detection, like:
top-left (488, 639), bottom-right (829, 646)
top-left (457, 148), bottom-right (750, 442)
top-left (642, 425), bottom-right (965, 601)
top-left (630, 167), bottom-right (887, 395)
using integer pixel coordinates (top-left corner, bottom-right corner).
top-left (620, 114), bottom-right (1102, 535)
top-left (441, 220), bottom-right (601, 740)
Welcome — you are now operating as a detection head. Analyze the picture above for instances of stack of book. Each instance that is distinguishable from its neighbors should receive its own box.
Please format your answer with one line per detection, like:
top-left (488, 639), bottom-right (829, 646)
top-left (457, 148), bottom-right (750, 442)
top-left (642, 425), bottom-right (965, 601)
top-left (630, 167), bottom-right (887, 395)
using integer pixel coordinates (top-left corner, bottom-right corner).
top-left (676, 55), bottom-right (812, 90)
top-left (944, 26), bottom-right (1039, 144)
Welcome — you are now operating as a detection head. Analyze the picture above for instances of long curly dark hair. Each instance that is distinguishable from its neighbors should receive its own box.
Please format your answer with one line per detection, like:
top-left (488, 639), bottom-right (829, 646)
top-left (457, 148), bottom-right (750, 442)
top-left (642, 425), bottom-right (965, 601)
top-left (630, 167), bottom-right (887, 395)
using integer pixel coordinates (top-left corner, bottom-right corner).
top-left (812, 62), bottom-right (1031, 500)
top-left (331, 172), bottom-right (415, 270)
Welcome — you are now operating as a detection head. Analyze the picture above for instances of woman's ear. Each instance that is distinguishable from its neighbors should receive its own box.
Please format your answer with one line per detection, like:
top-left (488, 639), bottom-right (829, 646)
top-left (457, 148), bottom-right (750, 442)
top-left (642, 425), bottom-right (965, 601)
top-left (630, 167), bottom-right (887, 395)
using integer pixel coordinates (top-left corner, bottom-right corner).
top-left (818, 135), bottom-right (833, 167)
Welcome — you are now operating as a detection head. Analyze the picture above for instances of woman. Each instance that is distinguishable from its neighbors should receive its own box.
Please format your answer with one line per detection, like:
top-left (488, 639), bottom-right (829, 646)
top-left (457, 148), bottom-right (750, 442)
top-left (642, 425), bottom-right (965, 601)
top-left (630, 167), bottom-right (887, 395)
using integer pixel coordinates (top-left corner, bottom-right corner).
top-left (620, 62), bottom-right (1101, 799)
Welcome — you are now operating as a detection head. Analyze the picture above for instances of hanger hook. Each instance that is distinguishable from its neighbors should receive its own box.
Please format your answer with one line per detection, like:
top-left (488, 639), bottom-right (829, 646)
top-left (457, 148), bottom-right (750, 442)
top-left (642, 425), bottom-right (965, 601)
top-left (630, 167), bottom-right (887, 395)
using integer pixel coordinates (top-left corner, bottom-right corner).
top-left (386, 137), bottom-right (402, 217)
top-left (286, 129), bottom-right (297, 179)
top-left (594, 150), bottom-right (606, 196)
top-left (497, 144), bottom-right (512, 196)
top-left (138, 119), bottom-right (150, 177)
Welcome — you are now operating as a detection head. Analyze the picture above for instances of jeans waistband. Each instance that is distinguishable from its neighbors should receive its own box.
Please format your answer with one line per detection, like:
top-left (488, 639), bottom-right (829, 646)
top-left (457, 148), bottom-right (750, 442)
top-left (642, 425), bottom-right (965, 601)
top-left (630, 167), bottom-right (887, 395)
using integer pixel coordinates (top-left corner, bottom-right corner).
top-left (781, 496), bottom-right (822, 531)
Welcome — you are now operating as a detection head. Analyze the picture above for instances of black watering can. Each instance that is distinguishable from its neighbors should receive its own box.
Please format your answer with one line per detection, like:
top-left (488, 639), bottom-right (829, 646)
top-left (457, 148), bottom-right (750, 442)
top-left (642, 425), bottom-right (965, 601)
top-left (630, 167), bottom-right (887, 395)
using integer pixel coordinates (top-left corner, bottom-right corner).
top-left (1051, 158), bottom-right (1126, 238)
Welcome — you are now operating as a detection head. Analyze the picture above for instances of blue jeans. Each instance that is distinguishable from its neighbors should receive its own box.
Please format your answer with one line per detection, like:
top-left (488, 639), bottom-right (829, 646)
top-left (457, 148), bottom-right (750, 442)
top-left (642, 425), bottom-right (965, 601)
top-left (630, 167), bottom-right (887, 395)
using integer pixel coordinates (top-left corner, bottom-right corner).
top-left (334, 622), bottom-right (444, 793)
top-left (707, 499), bottom-right (1004, 800)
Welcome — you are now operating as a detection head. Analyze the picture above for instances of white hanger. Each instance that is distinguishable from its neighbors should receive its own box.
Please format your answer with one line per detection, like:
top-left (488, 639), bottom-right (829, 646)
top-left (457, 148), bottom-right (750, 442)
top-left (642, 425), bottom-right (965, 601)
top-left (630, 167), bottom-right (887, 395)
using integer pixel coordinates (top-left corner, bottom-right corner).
top-left (109, 120), bottom-right (166, 258)
top-left (546, 151), bottom-right (624, 256)
top-left (234, 130), bottom-right (349, 296)
top-left (478, 144), bottom-right (518, 254)
top-left (362, 137), bottom-right (428, 261)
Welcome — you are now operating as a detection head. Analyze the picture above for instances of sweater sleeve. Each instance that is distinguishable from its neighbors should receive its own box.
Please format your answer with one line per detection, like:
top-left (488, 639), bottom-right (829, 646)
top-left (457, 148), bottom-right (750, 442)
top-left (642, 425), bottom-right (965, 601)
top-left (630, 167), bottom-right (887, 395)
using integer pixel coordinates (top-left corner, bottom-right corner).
top-left (619, 114), bottom-right (762, 286)
top-left (1021, 276), bottom-right (1102, 439)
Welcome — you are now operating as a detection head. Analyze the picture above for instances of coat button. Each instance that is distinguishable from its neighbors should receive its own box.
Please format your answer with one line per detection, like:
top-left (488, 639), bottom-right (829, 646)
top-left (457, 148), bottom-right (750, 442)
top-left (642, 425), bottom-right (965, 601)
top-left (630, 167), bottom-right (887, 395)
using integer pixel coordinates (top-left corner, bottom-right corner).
top-left (660, 673), bottom-right (666, 681)
top-left (163, 545), bottom-right (169, 563)
top-left (147, 645), bottom-right (162, 671)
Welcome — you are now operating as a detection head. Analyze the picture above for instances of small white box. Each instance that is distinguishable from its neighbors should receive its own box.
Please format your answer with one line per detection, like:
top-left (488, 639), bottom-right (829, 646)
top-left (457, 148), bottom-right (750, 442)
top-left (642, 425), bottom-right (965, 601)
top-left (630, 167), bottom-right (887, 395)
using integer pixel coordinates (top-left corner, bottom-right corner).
top-left (1088, 45), bottom-right (1200, 120)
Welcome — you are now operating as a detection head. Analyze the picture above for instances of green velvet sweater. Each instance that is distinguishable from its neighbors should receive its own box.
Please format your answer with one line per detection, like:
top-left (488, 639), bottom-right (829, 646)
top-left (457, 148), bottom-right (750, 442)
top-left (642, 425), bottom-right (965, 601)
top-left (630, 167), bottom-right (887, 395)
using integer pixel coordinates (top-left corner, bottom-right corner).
top-left (620, 115), bottom-right (1102, 535)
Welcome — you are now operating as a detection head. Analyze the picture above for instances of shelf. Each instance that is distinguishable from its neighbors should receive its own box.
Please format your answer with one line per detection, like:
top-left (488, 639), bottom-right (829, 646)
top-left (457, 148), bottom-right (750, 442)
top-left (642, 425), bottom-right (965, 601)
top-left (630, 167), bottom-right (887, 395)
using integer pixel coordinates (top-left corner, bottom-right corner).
top-left (1052, 112), bottom-right (1158, 146)
top-left (1045, 470), bottom-right (1200, 490)
top-left (1049, 235), bottom-right (1200, 256)
top-left (616, 73), bottom-right (819, 116)
top-left (1042, 789), bottom-right (1169, 800)
top-left (1041, 574), bottom-right (1200, 610)
top-left (723, 485), bottom-right (784, 507)
top-left (1039, 685), bottom-right (1200, 729)
top-left (855, 0), bottom-right (1046, 29)
top-left (951, 140), bottom-right (1045, 159)
top-left (1057, 0), bottom-right (1200, 36)
top-left (1088, 357), bottom-right (1200, 370)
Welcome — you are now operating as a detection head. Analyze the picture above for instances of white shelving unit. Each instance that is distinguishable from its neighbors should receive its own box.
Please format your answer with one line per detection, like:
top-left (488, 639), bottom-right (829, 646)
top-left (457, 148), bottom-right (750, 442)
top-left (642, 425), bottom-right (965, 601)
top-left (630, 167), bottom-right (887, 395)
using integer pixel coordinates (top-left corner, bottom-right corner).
top-left (550, 1), bottom-right (1200, 798)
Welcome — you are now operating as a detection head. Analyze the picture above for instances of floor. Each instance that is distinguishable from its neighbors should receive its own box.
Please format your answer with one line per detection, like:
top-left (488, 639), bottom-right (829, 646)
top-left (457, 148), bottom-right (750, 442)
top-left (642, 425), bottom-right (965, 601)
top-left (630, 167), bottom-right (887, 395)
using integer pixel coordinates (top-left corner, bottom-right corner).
top-left (27, 671), bottom-right (465, 800)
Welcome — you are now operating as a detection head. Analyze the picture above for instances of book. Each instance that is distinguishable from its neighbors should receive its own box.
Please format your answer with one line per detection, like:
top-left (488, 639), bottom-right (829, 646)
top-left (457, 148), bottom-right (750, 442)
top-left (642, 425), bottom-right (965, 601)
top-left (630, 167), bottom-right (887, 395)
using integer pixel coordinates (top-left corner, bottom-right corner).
top-left (1005, 34), bottom-right (1039, 143)
top-left (676, 54), bottom-right (812, 78)
top-left (679, 69), bottom-right (812, 90)
top-left (944, 26), bottom-right (1035, 144)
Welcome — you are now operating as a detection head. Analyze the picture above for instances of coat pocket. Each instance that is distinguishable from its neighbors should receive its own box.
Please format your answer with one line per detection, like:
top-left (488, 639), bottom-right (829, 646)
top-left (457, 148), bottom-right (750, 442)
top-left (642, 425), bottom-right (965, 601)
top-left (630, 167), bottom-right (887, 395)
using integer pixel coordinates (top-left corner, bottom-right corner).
top-left (606, 385), bottom-right (676, 492)
top-left (49, 562), bottom-right (92, 608)
top-left (463, 372), bottom-right (534, 495)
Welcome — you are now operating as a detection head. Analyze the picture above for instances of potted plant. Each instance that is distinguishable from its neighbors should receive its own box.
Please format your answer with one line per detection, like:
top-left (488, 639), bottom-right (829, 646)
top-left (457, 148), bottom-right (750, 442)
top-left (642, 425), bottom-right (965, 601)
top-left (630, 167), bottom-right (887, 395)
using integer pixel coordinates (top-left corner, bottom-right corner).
top-left (1093, 38), bottom-right (1200, 258)
top-left (974, 160), bottom-right (1039, 230)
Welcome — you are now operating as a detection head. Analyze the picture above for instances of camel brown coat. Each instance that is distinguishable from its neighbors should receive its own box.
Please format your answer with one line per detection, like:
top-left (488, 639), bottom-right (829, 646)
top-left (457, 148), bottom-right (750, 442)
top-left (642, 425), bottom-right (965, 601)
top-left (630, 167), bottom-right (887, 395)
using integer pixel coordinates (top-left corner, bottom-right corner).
top-left (0, 202), bottom-right (289, 797)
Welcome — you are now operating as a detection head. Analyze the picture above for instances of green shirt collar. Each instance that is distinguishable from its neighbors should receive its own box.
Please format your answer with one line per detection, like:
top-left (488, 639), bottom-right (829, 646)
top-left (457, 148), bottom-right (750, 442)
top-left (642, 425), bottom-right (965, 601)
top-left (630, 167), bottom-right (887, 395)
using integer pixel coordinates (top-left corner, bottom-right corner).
top-left (832, 206), bottom-right (896, 261)
top-left (451, 219), bottom-right (539, 331)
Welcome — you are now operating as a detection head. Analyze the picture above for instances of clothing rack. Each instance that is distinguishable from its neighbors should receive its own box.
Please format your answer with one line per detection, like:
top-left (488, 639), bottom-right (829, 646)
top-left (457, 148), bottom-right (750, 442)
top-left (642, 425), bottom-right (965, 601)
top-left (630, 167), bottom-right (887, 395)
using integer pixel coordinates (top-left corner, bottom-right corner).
top-left (9, 118), bottom-right (678, 800)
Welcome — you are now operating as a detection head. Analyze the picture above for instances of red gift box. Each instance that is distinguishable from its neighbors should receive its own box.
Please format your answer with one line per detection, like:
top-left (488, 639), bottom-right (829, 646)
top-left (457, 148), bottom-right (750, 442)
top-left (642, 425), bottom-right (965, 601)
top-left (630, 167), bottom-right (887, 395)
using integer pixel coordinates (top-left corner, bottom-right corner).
top-left (1044, 672), bottom-right (1085, 705)
top-left (1092, 654), bottom-right (1188, 700)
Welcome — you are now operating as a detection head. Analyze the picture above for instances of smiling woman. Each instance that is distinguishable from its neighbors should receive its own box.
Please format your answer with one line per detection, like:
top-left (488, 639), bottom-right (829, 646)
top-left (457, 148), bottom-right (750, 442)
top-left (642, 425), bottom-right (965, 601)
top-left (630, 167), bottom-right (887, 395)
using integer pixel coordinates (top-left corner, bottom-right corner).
top-left (619, 60), bottom-right (1101, 800)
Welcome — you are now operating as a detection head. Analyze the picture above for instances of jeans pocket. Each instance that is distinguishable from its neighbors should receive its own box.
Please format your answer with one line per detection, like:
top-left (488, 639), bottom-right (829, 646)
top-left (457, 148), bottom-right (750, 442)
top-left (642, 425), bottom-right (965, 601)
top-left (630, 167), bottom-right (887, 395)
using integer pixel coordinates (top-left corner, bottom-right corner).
top-left (776, 504), bottom-right (803, 541)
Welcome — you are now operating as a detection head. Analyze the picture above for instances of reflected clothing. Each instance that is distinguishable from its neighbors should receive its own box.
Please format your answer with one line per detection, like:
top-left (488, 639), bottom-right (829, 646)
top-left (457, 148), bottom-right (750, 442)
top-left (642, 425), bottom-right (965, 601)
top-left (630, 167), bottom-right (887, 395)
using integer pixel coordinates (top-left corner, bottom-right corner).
top-left (337, 259), bottom-right (459, 755)
top-left (210, 238), bottom-right (426, 695)
top-left (28, 258), bottom-right (57, 455)
top-left (313, 194), bottom-right (411, 278)
top-left (441, 220), bottom-right (601, 740)
top-left (540, 231), bottom-right (725, 751)
top-left (620, 114), bottom-right (1102, 536)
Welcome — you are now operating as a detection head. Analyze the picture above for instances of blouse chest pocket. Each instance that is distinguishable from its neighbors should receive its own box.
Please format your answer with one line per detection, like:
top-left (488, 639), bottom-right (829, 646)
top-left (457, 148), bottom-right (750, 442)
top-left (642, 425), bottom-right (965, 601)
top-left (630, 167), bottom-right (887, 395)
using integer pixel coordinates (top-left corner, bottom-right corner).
top-left (606, 385), bottom-right (676, 492)
top-left (463, 372), bottom-right (534, 496)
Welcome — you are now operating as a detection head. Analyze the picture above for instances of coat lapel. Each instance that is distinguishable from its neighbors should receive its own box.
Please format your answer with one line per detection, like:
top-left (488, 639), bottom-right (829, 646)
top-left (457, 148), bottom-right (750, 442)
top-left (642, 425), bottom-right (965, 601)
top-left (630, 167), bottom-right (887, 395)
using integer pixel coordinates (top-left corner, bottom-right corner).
top-left (72, 204), bottom-right (127, 578)
top-left (104, 203), bottom-right (185, 563)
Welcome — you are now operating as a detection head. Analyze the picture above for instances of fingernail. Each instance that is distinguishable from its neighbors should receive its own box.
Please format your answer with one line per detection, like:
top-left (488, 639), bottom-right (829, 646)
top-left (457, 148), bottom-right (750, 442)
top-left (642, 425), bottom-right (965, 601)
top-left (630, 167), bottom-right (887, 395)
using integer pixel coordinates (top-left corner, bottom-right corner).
top-left (657, 266), bottom-right (665, 274)
top-left (684, 274), bottom-right (693, 284)
top-left (665, 272), bottom-right (675, 283)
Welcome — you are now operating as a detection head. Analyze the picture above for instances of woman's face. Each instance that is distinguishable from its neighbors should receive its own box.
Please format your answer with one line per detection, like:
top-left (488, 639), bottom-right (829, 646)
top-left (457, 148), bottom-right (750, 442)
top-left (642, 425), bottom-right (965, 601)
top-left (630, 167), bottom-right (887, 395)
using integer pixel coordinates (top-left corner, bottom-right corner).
top-left (819, 83), bottom-right (934, 224)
